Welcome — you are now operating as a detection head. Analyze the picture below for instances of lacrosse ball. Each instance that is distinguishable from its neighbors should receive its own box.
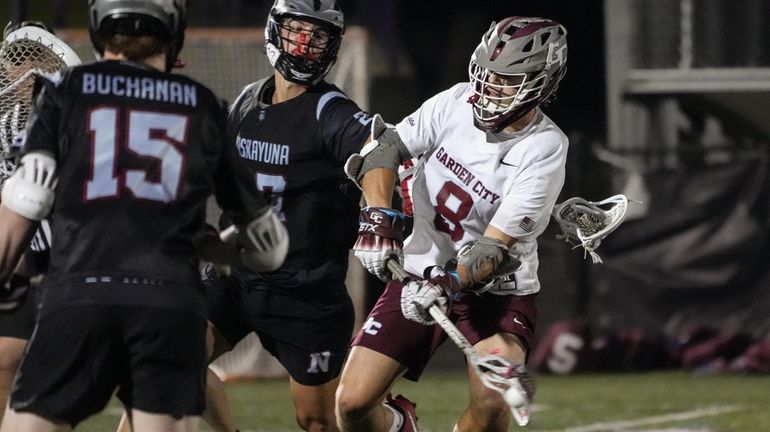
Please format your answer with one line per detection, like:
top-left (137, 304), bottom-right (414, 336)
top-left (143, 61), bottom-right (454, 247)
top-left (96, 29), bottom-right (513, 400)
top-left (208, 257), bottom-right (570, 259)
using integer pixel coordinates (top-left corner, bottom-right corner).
top-left (503, 387), bottom-right (525, 407)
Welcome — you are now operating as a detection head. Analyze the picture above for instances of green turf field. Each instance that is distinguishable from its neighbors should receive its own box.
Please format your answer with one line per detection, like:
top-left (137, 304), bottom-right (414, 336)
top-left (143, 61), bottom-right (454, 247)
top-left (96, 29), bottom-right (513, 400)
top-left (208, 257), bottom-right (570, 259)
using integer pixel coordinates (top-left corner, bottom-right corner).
top-left (78, 370), bottom-right (770, 431)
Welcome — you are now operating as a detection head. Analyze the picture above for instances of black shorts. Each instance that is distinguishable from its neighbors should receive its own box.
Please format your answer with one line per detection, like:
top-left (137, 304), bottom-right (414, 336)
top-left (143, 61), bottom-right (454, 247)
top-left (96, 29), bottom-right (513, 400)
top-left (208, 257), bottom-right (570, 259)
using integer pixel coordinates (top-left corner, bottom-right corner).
top-left (206, 275), bottom-right (354, 386)
top-left (11, 304), bottom-right (207, 427)
top-left (0, 285), bottom-right (37, 340)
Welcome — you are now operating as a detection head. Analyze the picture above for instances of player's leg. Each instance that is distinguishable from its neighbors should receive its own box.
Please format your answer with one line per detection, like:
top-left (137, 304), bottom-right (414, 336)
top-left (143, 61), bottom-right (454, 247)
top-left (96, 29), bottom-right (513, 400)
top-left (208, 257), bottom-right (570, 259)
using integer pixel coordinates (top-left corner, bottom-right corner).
top-left (336, 278), bottom-right (438, 432)
top-left (7, 305), bottom-right (127, 430)
top-left (451, 293), bottom-right (536, 432)
top-left (202, 325), bottom-right (238, 432)
top-left (201, 276), bottom-right (254, 432)
top-left (266, 285), bottom-right (354, 432)
top-left (290, 377), bottom-right (340, 431)
top-left (454, 332), bottom-right (526, 432)
top-left (129, 409), bottom-right (199, 432)
top-left (0, 283), bottom-right (37, 424)
top-left (335, 346), bottom-right (407, 432)
top-left (117, 306), bottom-right (207, 432)
top-left (0, 409), bottom-right (71, 432)
top-left (0, 337), bottom-right (26, 412)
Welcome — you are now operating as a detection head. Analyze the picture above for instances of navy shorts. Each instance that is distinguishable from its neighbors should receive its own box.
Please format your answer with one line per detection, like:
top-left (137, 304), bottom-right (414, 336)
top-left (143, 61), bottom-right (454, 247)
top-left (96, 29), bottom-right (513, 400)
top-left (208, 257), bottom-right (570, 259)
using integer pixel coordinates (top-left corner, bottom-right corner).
top-left (11, 304), bottom-right (207, 427)
top-left (352, 279), bottom-right (537, 381)
top-left (206, 275), bottom-right (355, 386)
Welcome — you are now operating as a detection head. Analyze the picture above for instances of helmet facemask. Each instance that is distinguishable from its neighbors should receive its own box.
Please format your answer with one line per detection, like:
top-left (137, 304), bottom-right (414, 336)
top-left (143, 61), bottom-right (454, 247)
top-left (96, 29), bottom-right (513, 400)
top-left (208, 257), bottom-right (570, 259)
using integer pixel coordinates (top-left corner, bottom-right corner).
top-left (468, 65), bottom-right (550, 129)
top-left (264, 0), bottom-right (344, 86)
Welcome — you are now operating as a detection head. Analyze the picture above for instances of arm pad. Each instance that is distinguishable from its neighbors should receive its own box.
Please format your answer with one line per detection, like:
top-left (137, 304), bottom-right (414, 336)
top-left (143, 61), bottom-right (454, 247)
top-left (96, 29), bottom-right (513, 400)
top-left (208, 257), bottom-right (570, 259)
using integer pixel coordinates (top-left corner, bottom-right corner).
top-left (1, 152), bottom-right (57, 221)
top-left (344, 114), bottom-right (411, 188)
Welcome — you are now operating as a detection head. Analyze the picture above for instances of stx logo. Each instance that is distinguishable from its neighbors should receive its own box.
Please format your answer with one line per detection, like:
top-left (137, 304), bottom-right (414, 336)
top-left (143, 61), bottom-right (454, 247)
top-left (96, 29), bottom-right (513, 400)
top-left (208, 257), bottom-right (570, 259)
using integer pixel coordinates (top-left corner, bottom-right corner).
top-left (362, 317), bottom-right (382, 335)
top-left (307, 351), bottom-right (331, 373)
top-left (358, 222), bottom-right (378, 234)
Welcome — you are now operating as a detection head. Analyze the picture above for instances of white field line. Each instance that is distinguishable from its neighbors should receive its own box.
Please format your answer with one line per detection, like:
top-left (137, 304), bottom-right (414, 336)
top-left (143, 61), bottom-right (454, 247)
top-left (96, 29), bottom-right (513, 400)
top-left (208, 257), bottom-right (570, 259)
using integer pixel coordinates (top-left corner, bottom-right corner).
top-left (624, 428), bottom-right (715, 432)
top-left (543, 405), bottom-right (742, 432)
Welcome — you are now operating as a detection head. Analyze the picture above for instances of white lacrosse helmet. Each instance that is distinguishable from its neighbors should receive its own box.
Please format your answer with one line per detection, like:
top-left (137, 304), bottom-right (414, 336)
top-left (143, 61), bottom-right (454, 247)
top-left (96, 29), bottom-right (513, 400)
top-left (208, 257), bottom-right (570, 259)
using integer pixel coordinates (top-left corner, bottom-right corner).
top-left (468, 17), bottom-right (567, 133)
top-left (0, 22), bottom-right (81, 186)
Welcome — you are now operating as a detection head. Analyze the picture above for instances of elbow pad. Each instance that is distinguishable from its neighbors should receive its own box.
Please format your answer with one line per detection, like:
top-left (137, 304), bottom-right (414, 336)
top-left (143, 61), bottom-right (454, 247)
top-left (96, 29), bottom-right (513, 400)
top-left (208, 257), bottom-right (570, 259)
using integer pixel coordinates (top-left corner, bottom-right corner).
top-left (344, 114), bottom-right (411, 188)
top-left (1, 152), bottom-right (58, 221)
top-left (220, 208), bottom-right (289, 272)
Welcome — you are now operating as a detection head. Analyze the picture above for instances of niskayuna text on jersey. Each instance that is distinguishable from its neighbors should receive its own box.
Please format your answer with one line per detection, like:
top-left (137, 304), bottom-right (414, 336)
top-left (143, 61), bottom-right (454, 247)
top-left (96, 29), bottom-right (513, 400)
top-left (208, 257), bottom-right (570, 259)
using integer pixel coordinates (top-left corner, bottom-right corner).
top-left (82, 72), bottom-right (198, 107)
top-left (236, 134), bottom-right (290, 165)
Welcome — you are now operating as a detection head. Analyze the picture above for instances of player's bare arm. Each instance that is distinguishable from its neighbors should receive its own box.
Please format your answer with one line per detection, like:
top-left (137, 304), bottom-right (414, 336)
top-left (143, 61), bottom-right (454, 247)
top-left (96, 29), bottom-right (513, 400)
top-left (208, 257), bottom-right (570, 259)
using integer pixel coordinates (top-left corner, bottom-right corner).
top-left (0, 152), bottom-right (57, 286)
top-left (0, 206), bottom-right (36, 286)
top-left (361, 167), bottom-right (397, 208)
top-left (345, 114), bottom-right (413, 280)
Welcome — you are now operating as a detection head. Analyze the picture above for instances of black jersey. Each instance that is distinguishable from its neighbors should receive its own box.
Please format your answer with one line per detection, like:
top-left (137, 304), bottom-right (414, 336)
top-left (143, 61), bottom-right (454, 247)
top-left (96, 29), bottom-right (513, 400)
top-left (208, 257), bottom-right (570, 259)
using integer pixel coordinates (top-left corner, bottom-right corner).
top-left (21, 60), bottom-right (267, 315)
top-left (227, 77), bottom-right (370, 288)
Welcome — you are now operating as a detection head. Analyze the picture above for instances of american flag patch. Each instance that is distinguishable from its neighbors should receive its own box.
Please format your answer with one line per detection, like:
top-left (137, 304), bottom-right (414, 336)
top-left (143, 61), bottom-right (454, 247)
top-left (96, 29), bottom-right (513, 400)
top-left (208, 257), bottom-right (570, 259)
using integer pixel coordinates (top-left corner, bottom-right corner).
top-left (519, 216), bottom-right (536, 232)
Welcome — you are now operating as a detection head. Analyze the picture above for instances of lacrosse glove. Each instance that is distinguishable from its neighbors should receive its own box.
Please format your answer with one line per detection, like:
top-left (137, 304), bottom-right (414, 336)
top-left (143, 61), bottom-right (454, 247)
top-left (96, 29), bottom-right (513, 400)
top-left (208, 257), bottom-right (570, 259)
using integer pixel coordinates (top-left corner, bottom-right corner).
top-left (353, 207), bottom-right (407, 281)
top-left (400, 266), bottom-right (460, 325)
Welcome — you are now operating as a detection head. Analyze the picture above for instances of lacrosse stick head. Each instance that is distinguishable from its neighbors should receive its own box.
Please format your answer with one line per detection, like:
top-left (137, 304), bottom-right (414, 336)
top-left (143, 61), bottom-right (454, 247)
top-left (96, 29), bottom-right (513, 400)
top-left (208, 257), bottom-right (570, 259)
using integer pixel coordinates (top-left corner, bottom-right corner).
top-left (0, 23), bottom-right (81, 185)
top-left (552, 194), bottom-right (629, 263)
top-left (472, 354), bottom-right (535, 426)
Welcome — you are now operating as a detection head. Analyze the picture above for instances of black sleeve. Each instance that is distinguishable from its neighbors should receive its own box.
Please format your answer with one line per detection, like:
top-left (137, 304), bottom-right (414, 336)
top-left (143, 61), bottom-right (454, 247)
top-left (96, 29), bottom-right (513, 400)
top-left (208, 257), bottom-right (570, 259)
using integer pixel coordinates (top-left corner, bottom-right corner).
top-left (20, 75), bottom-right (63, 158)
top-left (318, 96), bottom-right (372, 164)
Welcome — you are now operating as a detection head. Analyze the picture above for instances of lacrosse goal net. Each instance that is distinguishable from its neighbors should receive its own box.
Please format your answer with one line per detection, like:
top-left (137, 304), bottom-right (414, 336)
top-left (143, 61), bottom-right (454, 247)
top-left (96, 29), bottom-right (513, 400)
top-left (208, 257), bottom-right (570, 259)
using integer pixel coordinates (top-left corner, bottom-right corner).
top-left (56, 27), bottom-right (371, 380)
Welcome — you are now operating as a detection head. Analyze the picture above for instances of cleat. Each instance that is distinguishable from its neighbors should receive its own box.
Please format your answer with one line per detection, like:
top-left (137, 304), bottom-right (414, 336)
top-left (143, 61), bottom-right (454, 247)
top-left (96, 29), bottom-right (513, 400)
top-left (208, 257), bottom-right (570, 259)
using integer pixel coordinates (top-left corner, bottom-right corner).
top-left (385, 393), bottom-right (419, 432)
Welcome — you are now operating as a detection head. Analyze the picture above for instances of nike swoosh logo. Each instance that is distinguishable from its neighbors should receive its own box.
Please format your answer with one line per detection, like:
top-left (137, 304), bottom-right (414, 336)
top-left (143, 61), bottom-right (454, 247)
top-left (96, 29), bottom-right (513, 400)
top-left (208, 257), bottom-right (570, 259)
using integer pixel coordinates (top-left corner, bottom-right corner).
top-left (500, 159), bottom-right (518, 167)
top-left (514, 317), bottom-right (528, 329)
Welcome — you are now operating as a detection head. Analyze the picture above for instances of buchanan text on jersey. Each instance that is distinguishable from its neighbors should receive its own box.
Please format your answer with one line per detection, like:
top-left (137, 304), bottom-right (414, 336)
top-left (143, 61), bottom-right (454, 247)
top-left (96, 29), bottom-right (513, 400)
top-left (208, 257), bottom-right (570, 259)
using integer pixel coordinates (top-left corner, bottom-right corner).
top-left (82, 72), bottom-right (198, 107)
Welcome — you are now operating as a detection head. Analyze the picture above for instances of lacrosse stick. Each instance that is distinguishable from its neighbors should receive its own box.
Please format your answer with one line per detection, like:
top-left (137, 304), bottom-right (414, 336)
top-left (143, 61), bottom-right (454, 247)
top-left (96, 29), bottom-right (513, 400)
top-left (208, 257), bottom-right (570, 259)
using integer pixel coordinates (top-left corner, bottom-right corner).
top-left (1, 24), bottom-right (81, 182)
top-left (386, 259), bottom-right (534, 426)
top-left (552, 194), bottom-right (629, 264)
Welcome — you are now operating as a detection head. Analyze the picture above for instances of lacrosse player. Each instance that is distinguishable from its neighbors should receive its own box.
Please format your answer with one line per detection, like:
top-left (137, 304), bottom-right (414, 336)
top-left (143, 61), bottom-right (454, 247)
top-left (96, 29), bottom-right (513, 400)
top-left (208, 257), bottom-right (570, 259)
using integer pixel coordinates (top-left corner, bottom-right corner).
top-left (0, 0), bottom-right (287, 430)
top-left (0, 20), bottom-right (81, 425)
top-left (200, 1), bottom-right (371, 431)
top-left (336, 17), bottom-right (569, 431)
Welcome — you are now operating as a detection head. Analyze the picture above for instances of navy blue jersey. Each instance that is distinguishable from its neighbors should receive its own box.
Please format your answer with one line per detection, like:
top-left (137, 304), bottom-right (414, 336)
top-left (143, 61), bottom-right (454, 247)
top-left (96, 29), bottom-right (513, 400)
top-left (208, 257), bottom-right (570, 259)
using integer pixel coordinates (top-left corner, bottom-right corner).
top-left (226, 77), bottom-right (370, 289)
top-left (21, 60), bottom-right (268, 315)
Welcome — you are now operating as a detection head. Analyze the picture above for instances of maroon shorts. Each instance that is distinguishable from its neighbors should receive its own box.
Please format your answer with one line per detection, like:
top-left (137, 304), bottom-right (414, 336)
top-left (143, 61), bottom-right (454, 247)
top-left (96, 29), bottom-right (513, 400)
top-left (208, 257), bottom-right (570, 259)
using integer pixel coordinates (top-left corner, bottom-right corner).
top-left (351, 279), bottom-right (537, 381)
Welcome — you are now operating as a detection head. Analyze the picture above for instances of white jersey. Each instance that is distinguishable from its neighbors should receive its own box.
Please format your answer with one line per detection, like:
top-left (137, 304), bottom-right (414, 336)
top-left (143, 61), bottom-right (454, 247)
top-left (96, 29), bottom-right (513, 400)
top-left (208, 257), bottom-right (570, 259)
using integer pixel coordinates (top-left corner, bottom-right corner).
top-left (396, 83), bottom-right (568, 295)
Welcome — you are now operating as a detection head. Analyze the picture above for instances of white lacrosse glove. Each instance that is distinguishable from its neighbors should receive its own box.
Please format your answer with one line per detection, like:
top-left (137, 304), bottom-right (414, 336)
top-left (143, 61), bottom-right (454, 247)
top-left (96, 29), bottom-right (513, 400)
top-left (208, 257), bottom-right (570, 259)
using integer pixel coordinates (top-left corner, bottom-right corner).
top-left (353, 207), bottom-right (407, 281)
top-left (1, 152), bottom-right (58, 221)
top-left (220, 208), bottom-right (289, 272)
top-left (401, 280), bottom-right (448, 325)
top-left (399, 267), bottom-right (459, 325)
